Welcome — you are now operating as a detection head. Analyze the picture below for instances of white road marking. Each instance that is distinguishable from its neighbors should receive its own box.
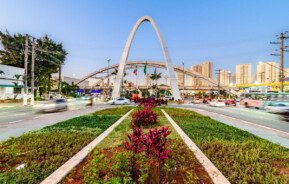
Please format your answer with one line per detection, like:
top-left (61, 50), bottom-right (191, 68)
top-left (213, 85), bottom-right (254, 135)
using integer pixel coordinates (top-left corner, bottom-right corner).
top-left (8, 120), bottom-right (22, 124)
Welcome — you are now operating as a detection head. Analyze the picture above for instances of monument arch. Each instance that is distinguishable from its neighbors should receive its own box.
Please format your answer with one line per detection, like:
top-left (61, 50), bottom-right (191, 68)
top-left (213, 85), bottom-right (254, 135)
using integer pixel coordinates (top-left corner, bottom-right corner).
top-left (111, 16), bottom-right (181, 100)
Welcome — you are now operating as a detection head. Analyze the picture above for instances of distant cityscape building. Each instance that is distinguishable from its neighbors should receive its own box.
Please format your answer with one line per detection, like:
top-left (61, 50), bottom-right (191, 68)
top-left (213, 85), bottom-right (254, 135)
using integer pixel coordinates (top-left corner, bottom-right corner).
top-left (230, 73), bottom-right (236, 84)
top-left (189, 61), bottom-right (213, 87)
top-left (52, 74), bottom-right (89, 88)
top-left (177, 72), bottom-right (184, 86)
top-left (219, 69), bottom-right (231, 86)
top-left (256, 61), bottom-right (279, 83)
top-left (236, 64), bottom-right (252, 84)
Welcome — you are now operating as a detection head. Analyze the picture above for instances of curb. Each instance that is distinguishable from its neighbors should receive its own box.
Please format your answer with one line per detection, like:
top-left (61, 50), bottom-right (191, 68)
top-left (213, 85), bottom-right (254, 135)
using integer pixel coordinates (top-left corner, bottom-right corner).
top-left (161, 109), bottom-right (230, 184)
top-left (40, 109), bottom-right (134, 184)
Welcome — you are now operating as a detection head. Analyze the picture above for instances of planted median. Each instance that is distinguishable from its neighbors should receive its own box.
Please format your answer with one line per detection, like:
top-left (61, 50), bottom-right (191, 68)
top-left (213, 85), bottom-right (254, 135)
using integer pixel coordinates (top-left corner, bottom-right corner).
top-left (165, 107), bottom-right (289, 183)
top-left (63, 100), bottom-right (212, 183)
top-left (0, 106), bottom-right (132, 184)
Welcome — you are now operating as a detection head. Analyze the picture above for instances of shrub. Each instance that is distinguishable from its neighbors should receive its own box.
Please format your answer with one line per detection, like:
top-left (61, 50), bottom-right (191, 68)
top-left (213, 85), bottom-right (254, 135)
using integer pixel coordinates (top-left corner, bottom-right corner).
top-left (125, 127), bottom-right (171, 183)
top-left (143, 127), bottom-right (171, 162)
top-left (136, 98), bottom-right (167, 108)
top-left (132, 108), bottom-right (158, 127)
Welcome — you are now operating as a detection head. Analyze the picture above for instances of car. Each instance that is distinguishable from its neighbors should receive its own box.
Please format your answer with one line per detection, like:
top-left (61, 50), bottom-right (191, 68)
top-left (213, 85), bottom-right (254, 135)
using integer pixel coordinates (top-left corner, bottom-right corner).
top-left (192, 98), bottom-right (202, 104)
top-left (110, 97), bottom-right (131, 105)
top-left (203, 97), bottom-right (212, 104)
top-left (209, 99), bottom-right (226, 107)
top-left (40, 98), bottom-right (68, 112)
top-left (264, 103), bottom-right (289, 114)
top-left (163, 96), bottom-right (173, 101)
top-left (81, 96), bottom-right (93, 106)
top-left (225, 99), bottom-right (236, 106)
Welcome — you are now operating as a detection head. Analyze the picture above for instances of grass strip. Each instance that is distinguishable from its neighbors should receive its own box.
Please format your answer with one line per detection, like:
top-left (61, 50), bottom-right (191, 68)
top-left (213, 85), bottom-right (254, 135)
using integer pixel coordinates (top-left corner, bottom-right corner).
top-left (63, 108), bottom-right (212, 183)
top-left (165, 107), bottom-right (289, 183)
top-left (0, 106), bottom-right (132, 184)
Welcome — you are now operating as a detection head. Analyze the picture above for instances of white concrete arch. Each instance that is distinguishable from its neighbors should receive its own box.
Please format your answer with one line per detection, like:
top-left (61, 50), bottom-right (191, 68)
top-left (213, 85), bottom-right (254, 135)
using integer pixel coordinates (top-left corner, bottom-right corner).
top-left (112, 16), bottom-right (181, 100)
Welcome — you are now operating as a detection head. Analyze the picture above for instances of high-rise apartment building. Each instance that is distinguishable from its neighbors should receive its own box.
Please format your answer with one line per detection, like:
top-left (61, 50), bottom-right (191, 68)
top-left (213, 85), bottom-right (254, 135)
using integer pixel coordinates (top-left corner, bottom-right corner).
top-left (256, 61), bottom-right (279, 83)
top-left (189, 61), bottom-right (213, 87)
top-left (230, 73), bottom-right (236, 84)
top-left (219, 69), bottom-right (230, 86)
top-left (236, 64), bottom-right (252, 84)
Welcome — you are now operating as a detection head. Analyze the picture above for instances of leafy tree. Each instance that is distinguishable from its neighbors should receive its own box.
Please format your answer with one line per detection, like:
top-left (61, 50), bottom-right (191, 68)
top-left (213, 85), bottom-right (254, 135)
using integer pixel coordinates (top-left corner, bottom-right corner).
top-left (61, 81), bottom-right (79, 96)
top-left (0, 31), bottom-right (67, 97)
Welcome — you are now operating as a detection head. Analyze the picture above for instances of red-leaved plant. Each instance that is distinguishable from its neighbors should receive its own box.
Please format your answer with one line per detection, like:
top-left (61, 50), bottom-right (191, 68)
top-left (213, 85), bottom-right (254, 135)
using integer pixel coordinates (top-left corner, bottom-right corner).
top-left (135, 98), bottom-right (168, 108)
top-left (143, 127), bottom-right (171, 161)
top-left (125, 127), bottom-right (171, 183)
top-left (132, 108), bottom-right (158, 127)
top-left (124, 128), bottom-right (146, 153)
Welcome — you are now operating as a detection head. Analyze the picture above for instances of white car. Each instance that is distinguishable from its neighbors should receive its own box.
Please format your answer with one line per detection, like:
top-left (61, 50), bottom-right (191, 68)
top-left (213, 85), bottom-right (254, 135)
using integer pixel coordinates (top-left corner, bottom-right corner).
top-left (110, 98), bottom-right (131, 105)
top-left (209, 100), bottom-right (226, 107)
top-left (40, 98), bottom-right (68, 112)
top-left (163, 96), bottom-right (173, 100)
top-left (264, 103), bottom-right (289, 114)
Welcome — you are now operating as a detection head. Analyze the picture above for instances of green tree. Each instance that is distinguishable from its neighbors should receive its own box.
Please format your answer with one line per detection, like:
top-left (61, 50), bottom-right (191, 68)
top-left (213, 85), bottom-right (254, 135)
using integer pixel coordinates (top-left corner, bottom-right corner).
top-left (61, 81), bottom-right (79, 96)
top-left (150, 69), bottom-right (162, 86)
top-left (0, 31), bottom-right (67, 97)
top-left (12, 74), bottom-right (22, 99)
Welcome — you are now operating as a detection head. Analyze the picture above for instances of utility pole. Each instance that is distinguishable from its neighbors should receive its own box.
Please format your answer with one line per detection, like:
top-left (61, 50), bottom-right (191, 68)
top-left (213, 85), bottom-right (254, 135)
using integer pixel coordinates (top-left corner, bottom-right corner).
top-left (58, 65), bottom-right (62, 95)
top-left (23, 35), bottom-right (29, 106)
top-left (31, 38), bottom-right (36, 105)
top-left (215, 69), bottom-right (221, 97)
top-left (270, 31), bottom-right (289, 92)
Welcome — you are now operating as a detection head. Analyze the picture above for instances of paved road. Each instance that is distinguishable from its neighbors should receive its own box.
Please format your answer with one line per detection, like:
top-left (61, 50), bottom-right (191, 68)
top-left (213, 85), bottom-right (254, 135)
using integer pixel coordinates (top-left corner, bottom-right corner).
top-left (0, 101), bottom-right (99, 124)
top-left (171, 104), bottom-right (289, 148)
top-left (0, 104), bottom-right (112, 141)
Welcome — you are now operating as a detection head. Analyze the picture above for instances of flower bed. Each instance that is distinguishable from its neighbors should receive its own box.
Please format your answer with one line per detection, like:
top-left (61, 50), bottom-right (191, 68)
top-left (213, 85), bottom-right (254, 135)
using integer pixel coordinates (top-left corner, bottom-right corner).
top-left (165, 107), bottom-right (289, 183)
top-left (0, 107), bottom-right (132, 184)
top-left (62, 109), bottom-right (213, 183)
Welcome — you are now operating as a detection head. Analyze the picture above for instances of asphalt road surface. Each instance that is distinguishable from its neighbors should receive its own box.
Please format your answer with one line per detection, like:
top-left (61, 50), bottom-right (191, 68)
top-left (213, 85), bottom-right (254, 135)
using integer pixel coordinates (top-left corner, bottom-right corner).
top-left (171, 104), bottom-right (289, 148)
top-left (0, 104), bottom-right (112, 141)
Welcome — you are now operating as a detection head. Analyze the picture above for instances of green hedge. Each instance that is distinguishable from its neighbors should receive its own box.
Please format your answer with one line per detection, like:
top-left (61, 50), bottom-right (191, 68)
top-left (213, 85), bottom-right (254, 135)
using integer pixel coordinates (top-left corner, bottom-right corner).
top-left (165, 107), bottom-right (289, 183)
top-left (0, 107), bottom-right (131, 184)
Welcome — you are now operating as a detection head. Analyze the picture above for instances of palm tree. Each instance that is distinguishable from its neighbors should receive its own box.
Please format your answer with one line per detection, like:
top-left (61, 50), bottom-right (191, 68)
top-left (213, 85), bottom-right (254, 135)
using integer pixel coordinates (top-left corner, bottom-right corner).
top-left (150, 68), bottom-right (162, 86)
top-left (12, 74), bottom-right (22, 99)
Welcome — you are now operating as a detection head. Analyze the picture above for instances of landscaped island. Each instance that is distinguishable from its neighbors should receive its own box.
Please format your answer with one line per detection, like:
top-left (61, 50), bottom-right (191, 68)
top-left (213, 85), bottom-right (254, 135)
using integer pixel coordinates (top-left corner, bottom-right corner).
top-left (0, 107), bottom-right (132, 183)
top-left (1, 103), bottom-right (289, 183)
top-left (165, 107), bottom-right (289, 183)
top-left (63, 100), bottom-right (212, 183)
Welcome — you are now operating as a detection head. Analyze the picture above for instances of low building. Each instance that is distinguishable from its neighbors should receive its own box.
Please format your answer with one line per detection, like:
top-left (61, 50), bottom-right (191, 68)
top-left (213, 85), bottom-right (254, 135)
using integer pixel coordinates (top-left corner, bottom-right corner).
top-left (0, 64), bottom-right (24, 100)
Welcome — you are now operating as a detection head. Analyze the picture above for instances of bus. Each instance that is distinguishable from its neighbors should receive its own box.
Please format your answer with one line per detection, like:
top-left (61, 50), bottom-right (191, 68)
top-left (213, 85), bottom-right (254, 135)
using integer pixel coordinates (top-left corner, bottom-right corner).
top-left (239, 92), bottom-right (289, 109)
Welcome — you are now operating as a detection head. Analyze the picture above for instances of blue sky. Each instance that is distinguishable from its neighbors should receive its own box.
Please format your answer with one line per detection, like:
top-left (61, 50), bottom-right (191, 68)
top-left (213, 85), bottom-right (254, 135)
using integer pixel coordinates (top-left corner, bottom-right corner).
top-left (1, 0), bottom-right (289, 78)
